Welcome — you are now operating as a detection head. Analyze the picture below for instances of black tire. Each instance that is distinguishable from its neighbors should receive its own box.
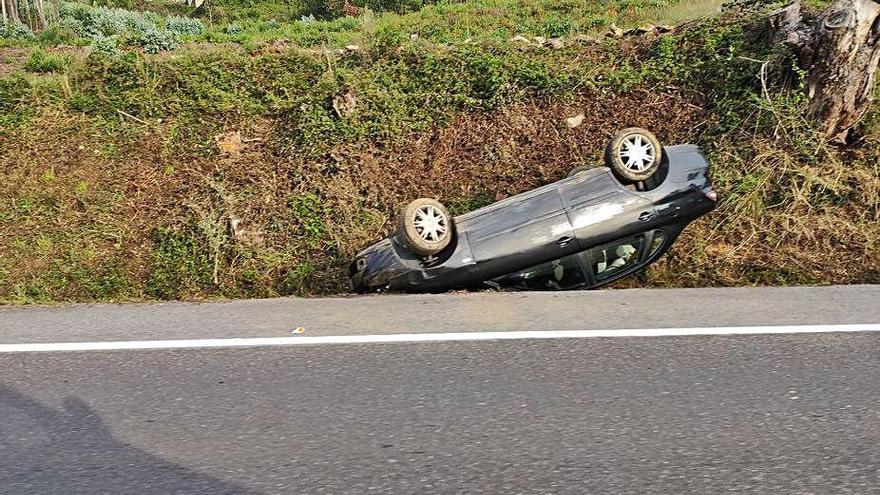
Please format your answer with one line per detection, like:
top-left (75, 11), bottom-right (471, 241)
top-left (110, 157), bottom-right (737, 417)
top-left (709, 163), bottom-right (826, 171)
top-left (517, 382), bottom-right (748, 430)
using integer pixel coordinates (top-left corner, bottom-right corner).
top-left (397, 198), bottom-right (454, 256)
top-left (567, 165), bottom-right (591, 178)
top-left (604, 127), bottom-right (663, 182)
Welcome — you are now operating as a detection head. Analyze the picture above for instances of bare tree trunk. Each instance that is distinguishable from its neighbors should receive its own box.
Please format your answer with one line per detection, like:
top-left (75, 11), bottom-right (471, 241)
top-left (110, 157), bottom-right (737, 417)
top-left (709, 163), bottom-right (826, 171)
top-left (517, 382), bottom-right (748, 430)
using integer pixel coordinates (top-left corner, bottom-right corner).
top-left (2, 0), bottom-right (7, 24)
top-left (771, 0), bottom-right (880, 142)
top-left (6, 0), bottom-right (20, 24)
top-left (22, 0), bottom-right (32, 29)
top-left (35, 0), bottom-right (47, 30)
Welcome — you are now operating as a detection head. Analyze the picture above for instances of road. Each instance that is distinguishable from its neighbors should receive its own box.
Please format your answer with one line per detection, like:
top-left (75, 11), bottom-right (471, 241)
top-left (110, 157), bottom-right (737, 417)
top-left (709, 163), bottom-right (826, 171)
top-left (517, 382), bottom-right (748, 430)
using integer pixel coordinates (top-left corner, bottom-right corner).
top-left (1, 285), bottom-right (878, 494)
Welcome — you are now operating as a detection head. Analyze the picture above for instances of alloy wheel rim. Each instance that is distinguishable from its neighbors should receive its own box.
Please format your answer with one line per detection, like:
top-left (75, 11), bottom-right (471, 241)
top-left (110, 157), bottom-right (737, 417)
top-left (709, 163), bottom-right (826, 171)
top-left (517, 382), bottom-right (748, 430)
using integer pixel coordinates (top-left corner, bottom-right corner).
top-left (413, 205), bottom-right (447, 243)
top-left (619, 134), bottom-right (655, 172)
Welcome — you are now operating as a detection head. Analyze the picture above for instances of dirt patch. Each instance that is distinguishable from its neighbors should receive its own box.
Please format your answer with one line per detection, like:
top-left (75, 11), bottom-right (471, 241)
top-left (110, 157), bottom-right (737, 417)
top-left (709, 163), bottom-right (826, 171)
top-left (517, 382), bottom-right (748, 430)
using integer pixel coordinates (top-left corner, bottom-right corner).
top-left (0, 48), bottom-right (29, 76)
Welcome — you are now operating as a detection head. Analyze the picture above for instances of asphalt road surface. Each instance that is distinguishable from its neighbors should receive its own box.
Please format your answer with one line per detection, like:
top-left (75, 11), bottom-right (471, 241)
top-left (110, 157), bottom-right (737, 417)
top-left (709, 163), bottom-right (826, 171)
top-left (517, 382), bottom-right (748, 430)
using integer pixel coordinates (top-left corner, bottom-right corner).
top-left (1, 285), bottom-right (878, 494)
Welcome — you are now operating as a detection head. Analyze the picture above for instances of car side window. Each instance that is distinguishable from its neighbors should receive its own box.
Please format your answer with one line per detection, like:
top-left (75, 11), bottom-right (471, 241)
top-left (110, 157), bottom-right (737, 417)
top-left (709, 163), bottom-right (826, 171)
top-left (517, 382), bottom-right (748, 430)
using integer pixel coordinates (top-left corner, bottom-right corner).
top-left (590, 235), bottom-right (646, 281)
top-left (648, 230), bottom-right (667, 257)
top-left (505, 253), bottom-right (587, 290)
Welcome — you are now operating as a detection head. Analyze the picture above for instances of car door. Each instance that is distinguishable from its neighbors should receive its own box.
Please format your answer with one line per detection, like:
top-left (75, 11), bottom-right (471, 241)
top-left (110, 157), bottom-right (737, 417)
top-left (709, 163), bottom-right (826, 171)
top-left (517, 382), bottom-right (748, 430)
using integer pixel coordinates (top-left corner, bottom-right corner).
top-left (489, 230), bottom-right (670, 291)
top-left (464, 187), bottom-right (577, 275)
top-left (558, 169), bottom-right (658, 249)
top-left (583, 232), bottom-right (662, 287)
top-left (488, 251), bottom-right (590, 291)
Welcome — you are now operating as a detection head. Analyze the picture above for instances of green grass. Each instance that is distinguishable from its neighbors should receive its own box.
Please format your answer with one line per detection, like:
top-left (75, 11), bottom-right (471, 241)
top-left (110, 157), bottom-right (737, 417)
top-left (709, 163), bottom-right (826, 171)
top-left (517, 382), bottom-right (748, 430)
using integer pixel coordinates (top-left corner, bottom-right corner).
top-left (6, 0), bottom-right (716, 52)
top-left (197, 0), bottom-right (700, 47)
top-left (24, 48), bottom-right (71, 73)
top-left (0, 1), bottom-right (877, 303)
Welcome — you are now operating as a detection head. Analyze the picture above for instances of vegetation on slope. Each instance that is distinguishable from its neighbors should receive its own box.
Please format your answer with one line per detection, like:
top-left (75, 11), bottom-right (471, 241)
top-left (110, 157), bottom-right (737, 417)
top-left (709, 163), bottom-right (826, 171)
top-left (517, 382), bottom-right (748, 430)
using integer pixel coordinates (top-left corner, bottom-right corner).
top-left (0, 0), bottom-right (877, 303)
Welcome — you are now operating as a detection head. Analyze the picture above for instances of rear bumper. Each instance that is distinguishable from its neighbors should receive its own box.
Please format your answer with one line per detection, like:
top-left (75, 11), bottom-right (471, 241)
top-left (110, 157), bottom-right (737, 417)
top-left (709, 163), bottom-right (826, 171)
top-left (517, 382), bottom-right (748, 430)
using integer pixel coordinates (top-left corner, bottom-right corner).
top-left (350, 234), bottom-right (481, 293)
top-left (349, 238), bottom-right (410, 292)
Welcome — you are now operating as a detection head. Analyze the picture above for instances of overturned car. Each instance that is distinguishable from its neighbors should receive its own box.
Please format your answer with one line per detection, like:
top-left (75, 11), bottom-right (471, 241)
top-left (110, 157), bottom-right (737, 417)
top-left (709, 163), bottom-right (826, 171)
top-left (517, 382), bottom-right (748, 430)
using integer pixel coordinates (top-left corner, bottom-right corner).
top-left (350, 128), bottom-right (717, 293)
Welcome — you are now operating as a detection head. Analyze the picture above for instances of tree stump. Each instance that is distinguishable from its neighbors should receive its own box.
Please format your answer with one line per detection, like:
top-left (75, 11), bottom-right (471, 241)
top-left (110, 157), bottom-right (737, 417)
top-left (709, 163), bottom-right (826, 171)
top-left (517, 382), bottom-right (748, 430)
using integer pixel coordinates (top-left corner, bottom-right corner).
top-left (770, 0), bottom-right (880, 142)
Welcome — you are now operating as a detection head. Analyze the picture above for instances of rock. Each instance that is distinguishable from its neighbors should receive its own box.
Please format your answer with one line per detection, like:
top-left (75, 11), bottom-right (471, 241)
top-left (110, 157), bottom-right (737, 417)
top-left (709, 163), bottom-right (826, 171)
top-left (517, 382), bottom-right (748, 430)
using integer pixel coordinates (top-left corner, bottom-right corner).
top-left (215, 131), bottom-right (242, 155)
top-left (533, 36), bottom-right (547, 45)
top-left (345, 44), bottom-right (361, 51)
top-left (564, 113), bottom-right (586, 129)
top-left (511, 35), bottom-right (532, 44)
top-left (409, 33), bottom-right (419, 41)
top-left (332, 91), bottom-right (358, 118)
top-left (228, 215), bottom-right (266, 248)
top-left (228, 216), bottom-right (244, 237)
top-left (547, 37), bottom-right (565, 49)
top-left (656, 25), bottom-right (675, 33)
top-left (635, 24), bottom-right (657, 34)
top-left (574, 34), bottom-right (600, 44)
top-left (608, 23), bottom-right (624, 38)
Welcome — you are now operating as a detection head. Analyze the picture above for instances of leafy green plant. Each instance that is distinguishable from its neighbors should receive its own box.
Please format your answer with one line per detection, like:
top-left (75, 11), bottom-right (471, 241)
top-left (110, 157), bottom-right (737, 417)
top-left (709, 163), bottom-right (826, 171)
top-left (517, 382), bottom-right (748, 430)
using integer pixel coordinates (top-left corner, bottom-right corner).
top-left (290, 193), bottom-right (327, 246)
top-left (542, 15), bottom-right (577, 37)
top-left (147, 227), bottom-right (214, 299)
top-left (54, 1), bottom-right (195, 53)
top-left (88, 34), bottom-right (121, 57)
top-left (0, 21), bottom-right (35, 39)
top-left (24, 48), bottom-right (69, 73)
top-left (165, 15), bottom-right (205, 36)
top-left (129, 28), bottom-right (179, 53)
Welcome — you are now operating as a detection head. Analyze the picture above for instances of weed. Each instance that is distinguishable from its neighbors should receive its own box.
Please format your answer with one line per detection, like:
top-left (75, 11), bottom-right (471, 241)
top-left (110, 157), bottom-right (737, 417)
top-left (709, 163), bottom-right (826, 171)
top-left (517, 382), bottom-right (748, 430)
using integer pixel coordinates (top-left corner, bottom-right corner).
top-left (279, 261), bottom-right (315, 296)
top-left (24, 48), bottom-right (70, 73)
top-left (165, 16), bottom-right (205, 36)
top-left (290, 193), bottom-right (328, 246)
top-left (146, 228), bottom-right (214, 299)
top-left (0, 22), bottom-right (35, 40)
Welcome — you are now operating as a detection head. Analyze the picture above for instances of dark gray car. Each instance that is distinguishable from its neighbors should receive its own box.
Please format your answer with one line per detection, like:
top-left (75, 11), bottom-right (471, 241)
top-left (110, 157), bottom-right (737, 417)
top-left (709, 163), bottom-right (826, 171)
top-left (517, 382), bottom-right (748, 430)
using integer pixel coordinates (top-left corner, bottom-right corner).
top-left (350, 129), bottom-right (716, 293)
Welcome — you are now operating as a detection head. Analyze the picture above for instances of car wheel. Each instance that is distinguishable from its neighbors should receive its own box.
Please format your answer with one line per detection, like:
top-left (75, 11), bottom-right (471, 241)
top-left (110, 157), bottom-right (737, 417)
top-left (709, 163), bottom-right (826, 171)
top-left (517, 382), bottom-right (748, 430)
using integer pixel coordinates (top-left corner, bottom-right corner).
top-left (604, 127), bottom-right (663, 182)
top-left (397, 198), bottom-right (454, 256)
top-left (567, 165), bottom-right (591, 178)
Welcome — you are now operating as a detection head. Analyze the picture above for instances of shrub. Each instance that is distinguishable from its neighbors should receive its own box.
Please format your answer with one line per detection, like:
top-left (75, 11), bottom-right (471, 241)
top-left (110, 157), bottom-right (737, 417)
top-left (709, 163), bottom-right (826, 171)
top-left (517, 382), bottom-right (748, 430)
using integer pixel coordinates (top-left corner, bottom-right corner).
top-left (88, 34), bottom-right (121, 57)
top-left (90, 6), bottom-right (129, 36)
top-left (260, 19), bottom-right (281, 31)
top-left (24, 48), bottom-right (69, 73)
top-left (225, 23), bottom-right (243, 34)
top-left (165, 15), bottom-right (205, 36)
top-left (58, 16), bottom-right (87, 36)
top-left (37, 25), bottom-right (80, 45)
top-left (130, 28), bottom-right (179, 53)
top-left (58, 1), bottom-right (188, 52)
top-left (0, 22), bottom-right (36, 39)
top-left (542, 15), bottom-right (577, 37)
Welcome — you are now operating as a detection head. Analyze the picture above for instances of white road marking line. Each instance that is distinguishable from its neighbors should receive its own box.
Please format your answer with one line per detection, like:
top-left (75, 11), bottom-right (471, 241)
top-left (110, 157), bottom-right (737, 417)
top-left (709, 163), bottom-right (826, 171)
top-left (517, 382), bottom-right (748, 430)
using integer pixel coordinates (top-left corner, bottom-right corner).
top-left (0, 324), bottom-right (879, 354)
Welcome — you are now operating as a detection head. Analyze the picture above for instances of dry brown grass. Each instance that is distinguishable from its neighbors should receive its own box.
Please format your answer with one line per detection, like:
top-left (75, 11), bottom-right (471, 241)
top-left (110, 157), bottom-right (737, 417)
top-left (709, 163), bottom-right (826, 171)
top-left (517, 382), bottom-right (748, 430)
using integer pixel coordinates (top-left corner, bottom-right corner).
top-left (1, 54), bottom-right (877, 302)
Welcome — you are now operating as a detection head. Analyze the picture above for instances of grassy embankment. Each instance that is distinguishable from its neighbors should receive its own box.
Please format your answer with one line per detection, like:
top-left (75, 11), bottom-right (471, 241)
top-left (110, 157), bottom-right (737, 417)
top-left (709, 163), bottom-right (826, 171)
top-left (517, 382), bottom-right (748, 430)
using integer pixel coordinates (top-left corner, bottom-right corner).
top-left (0, 0), bottom-right (877, 303)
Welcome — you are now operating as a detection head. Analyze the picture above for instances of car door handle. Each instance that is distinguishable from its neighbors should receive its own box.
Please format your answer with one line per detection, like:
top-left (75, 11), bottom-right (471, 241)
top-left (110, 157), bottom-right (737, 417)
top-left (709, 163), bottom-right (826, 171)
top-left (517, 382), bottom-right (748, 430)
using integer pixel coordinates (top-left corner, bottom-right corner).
top-left (638, 211), bottom-right (655, 222)
top-left (556, 236), bottom-right (573, 247)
